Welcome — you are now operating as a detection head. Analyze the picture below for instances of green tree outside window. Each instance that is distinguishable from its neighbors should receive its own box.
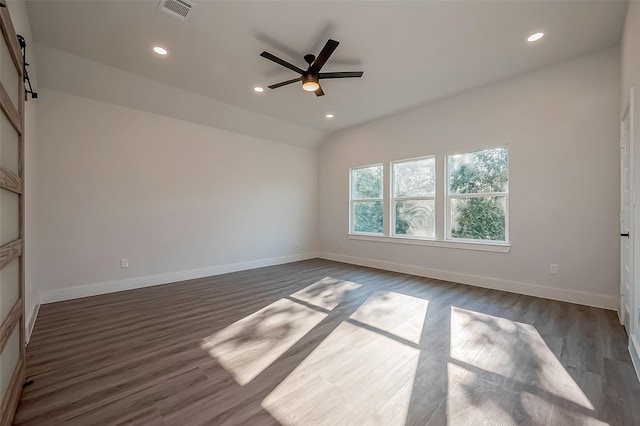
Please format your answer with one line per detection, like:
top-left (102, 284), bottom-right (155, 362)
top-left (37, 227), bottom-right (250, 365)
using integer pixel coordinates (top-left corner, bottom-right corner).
top-left (351, 165), bottom-right (383, 233)
top-left (449, 148), bottom-right (508, 241)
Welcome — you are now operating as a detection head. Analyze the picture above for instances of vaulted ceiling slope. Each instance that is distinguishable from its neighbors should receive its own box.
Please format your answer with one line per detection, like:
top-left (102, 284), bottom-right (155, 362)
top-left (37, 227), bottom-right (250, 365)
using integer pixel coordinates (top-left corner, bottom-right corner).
top-left (27, 1), bottom-right (627, 135)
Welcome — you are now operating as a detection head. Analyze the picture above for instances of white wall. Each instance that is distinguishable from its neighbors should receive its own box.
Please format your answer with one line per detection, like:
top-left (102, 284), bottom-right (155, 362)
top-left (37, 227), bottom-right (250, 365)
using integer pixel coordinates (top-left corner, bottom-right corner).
top-left (7, 0), bottom-right (39, 339)
top-left (318, 47), bottom-right (620, 309)
top-left (36, 89), bottom-right (318, 302)
top-left (35, 44), bottom-right (326, 149)
top-left (620, 0), bottom-right (640, 379)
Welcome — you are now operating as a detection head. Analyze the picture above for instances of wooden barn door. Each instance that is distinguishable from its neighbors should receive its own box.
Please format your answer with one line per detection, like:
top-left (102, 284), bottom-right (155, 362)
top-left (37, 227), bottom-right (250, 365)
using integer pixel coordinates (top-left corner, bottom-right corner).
top-left (0, 4), bottom-right (24, 426)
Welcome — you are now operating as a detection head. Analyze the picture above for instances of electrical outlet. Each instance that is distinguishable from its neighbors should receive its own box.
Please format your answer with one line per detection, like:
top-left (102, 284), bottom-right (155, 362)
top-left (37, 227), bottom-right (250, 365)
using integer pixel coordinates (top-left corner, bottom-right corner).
top-left (549, 264), bottom-right (559, 275)
top-left (121, 258), bottom-right (129, 268)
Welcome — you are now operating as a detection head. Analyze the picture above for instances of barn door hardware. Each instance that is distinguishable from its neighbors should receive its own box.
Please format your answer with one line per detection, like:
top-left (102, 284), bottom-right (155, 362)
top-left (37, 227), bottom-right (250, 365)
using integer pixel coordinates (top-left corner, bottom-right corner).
top-left (17, 34), bottom-right (37, 99)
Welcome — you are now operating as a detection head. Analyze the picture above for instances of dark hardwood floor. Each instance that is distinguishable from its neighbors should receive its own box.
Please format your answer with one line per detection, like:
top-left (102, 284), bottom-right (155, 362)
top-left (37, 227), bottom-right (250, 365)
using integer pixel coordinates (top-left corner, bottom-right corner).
top-left (14, 259), bottom-right (640, 425)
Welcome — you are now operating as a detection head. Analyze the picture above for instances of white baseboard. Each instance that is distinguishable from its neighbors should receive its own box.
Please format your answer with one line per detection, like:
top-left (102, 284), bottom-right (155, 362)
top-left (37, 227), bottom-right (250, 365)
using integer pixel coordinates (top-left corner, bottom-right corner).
top-left (37, 250), bottom-right (617, 310)
top-left (26, 302), bottom-right (40, 344)
top-left (631, 335), bottom-right (640, 383)
top-left (40, 252), bottom-right (319, 304)
top-left (318, 252), bottom-right (617, 310)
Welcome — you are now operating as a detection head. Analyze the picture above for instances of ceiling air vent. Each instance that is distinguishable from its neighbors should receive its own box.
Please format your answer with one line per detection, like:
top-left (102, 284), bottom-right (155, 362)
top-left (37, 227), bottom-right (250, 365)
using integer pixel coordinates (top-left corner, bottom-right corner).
top-left (158, 0), bottom-right (195, 21)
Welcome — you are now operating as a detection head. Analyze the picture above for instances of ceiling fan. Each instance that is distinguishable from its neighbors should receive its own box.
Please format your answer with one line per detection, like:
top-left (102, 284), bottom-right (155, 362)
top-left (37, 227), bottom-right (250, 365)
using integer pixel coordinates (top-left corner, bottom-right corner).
top-left (260, 39), bottom-right (363, 97)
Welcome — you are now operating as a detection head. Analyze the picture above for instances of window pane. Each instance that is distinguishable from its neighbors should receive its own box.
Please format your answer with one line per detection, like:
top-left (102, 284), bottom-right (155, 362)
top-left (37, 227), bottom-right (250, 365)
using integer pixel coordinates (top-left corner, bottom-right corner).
top-left (450, 197), bottom-right (506, 241)
top-left (0, 324), bottom-right (20, 403)
top-left (352, 166), bottom-right (383, 199)
top-left (395, 200), bottom-right (435, 238)
top-left (353, 201), bottom-right (383, 233)
top-left (0, 34), bottom-right (20, 109)
top-left (449, 147), bottom-right (508, 194)
top-left (393, 158), bottom-right (435, 197)
top-left (0, 112), bottom-right (20, 175)
top-left (0, 258), bottom-right (19, 325)
top-left (0, 188), bottom-right (19, 245)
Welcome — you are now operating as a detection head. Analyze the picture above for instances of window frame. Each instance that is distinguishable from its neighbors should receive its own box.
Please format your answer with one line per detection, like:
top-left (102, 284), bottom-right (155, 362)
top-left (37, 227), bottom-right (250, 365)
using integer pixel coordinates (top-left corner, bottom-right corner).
top-left (445, 146), bottom-right (510, 243)
top-left (390, 155), bottom-right (436, 239)
top-left (349, 163), bottom-right (384, 235)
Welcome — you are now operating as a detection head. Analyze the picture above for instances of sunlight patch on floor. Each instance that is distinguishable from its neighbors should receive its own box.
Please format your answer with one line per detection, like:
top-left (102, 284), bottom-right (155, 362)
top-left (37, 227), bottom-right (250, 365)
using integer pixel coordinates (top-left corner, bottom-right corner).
top-left (290, 277), bottom-right (361, 310)
top-left (201, 277), bottom-right (360, 386)
top-left (349, 291), bottom-right (429, 344)
top-left (262, 322), bottom-right (420, 425)
top-left (262, 291), bottom-right (428, 424)
top-left (444, 361), bottom-right (607, 425)
top-left (449, 307), bottom-right (595, 413)
top-left (201, 298), bottom-right (326, 385)
top-left (520, 392), bottom-right (610, 425)
top-left (445, 361), bottom-right (527, 425)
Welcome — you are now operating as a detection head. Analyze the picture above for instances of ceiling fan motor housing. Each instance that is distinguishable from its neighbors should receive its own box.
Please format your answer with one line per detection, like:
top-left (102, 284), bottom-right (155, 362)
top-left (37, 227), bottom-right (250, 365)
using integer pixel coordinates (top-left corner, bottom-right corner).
top-left (302, 72), bottom-right (318, 84)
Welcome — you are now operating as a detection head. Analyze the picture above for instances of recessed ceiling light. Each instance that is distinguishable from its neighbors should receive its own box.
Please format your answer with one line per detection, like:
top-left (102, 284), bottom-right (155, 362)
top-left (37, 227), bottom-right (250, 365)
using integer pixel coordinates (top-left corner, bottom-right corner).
top-left (254, 86), bottom-right (264, 93)
top-left (153, 46), bottom-right (168, 55)
top-left (325, 114), bottom-right (334, 119)
top-left (527, 32), bottom-right (544, 42)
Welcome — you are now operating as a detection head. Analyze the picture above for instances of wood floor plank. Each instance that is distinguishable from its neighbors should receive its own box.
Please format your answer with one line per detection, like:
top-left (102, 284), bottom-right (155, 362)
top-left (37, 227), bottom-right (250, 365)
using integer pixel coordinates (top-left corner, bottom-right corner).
top-left (14, 259), bottom-right (640, 425)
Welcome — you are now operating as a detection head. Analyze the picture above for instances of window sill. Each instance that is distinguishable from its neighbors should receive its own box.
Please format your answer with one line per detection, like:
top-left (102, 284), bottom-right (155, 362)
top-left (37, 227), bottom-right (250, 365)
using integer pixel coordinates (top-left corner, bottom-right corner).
top-left (347, 234), bottom-right (511, 253)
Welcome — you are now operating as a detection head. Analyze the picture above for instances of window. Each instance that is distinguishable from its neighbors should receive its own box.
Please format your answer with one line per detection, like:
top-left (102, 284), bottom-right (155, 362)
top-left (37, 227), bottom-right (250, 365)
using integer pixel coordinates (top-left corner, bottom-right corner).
top-left (350, 164), bottom-right (383, 234)
top-left (348, 148), bottom-right (510, 250)
top-left (447, 147), bottom-right (509, 242)
top-left (391, 157), bottom-right (435, 238)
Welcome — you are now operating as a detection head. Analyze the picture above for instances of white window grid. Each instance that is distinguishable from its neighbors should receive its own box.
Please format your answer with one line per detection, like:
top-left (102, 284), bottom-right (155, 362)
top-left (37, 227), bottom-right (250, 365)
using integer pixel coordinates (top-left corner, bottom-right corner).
top-left (445, 147), bottom-right (509, 243)
top-left (349, 164), bottom-right (384, 235)
top-left (390, 156), bottom-right (436, 239)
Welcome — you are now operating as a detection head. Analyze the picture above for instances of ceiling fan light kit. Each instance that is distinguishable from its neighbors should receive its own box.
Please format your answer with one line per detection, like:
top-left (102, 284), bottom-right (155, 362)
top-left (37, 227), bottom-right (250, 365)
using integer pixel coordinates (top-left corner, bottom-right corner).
top-left (302, 76), bottom-right (320, 92)
top-left (260, 39), bottom-right (363, 97)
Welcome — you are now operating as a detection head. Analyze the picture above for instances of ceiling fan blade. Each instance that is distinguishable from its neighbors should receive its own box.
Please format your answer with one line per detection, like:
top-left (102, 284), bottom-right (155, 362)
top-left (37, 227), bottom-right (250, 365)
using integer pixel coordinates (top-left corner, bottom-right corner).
top-left (315, 85), bottom-right (325, 97)
top-left (268, 77), bottom-right (302, 89)
top-left (310, 39), bottom-right (339, 74)
top-left (260, 51), bottom-right (304, 75)
top-left (319, 71), bottom-right (364, 79)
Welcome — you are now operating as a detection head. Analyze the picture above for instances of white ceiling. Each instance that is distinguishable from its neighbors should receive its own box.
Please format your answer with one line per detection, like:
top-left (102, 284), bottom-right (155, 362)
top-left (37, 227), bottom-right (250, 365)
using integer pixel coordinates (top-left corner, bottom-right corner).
top-left (26, 1), bottom-right (628, 133)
